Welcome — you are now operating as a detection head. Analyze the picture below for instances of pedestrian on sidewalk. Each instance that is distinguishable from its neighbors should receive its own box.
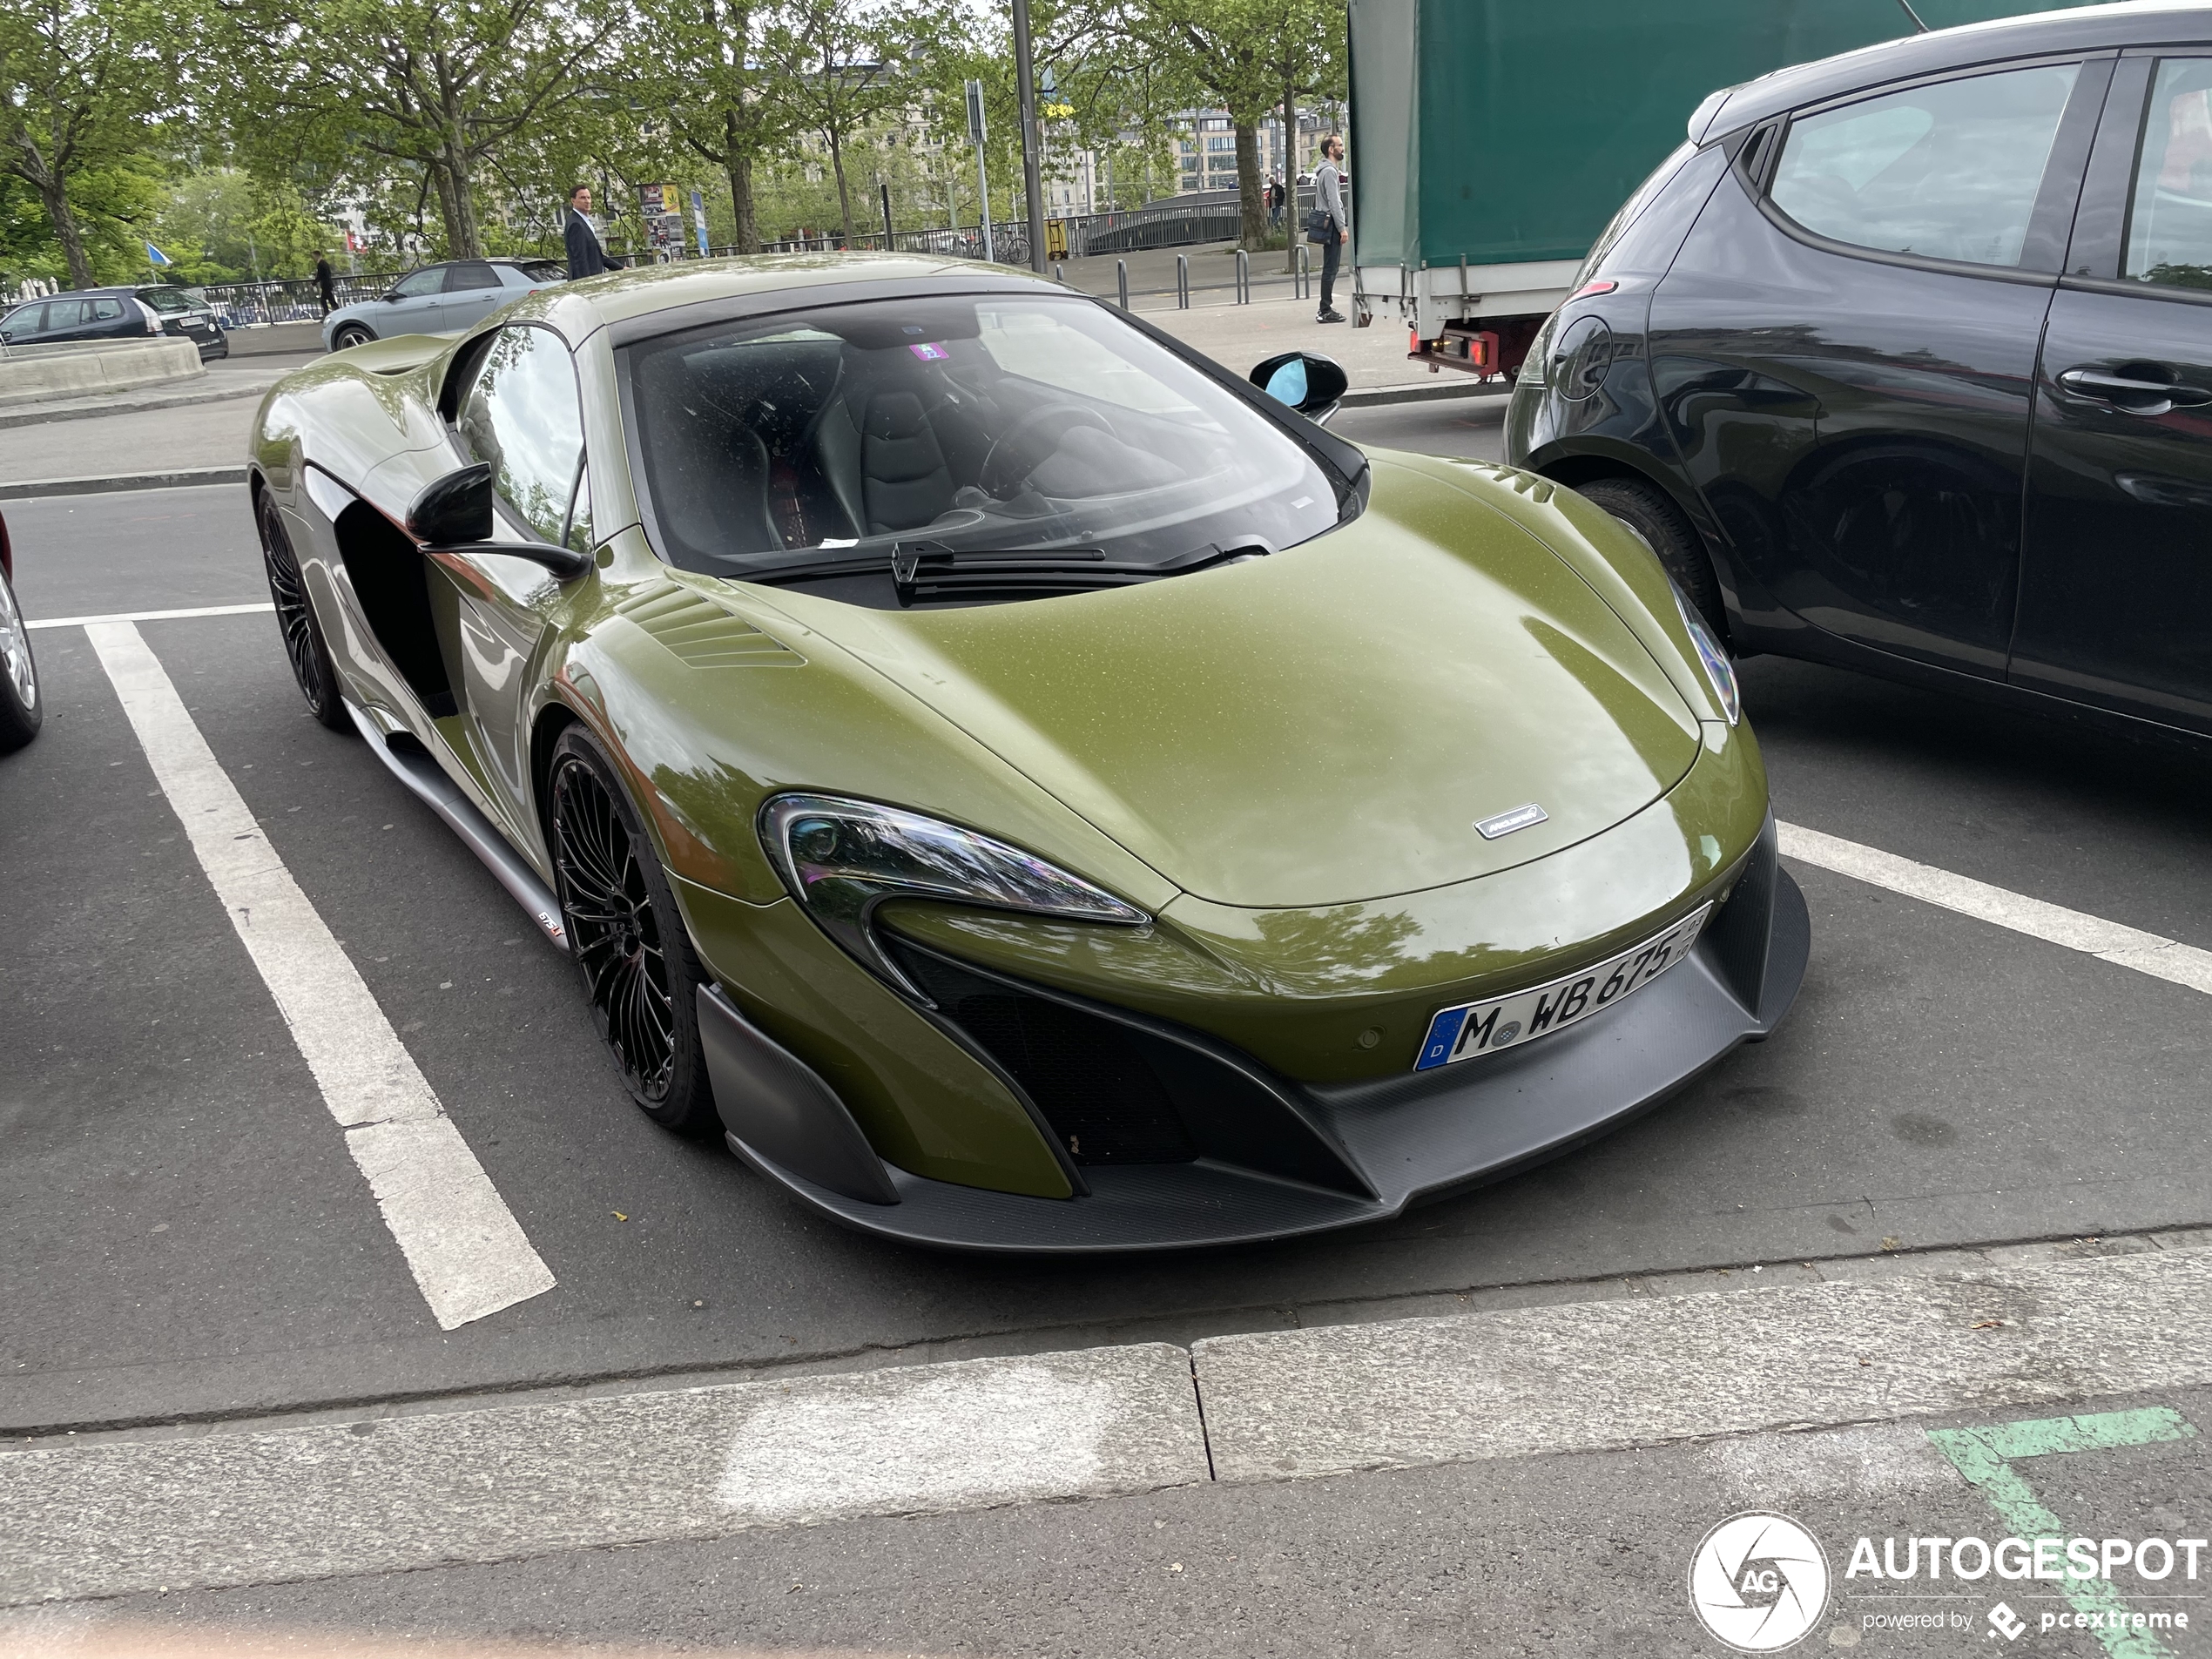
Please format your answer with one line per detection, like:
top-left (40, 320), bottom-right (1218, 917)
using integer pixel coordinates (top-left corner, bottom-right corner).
top-left (563, 185), bottom-right (627, 280)
top-left (1312, 136), bottom-right (1349, 323)
top-left (314, 252), bottom-right (336, 316)
top-left (1268, 175), bottom-right (1285, 229)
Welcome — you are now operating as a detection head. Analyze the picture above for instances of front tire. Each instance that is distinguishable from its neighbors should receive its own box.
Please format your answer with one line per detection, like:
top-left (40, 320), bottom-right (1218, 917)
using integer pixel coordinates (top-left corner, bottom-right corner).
top-left (331, 323), bottom-right (374, 350)
top-left (548, 726), bottom-right (720, 1136)
top-left (257, 492), bottom-right (349, 731)
top-left (0, 563), bottom-right (42, 752)
top-left (1576, 475), bottom-right (1728, 641)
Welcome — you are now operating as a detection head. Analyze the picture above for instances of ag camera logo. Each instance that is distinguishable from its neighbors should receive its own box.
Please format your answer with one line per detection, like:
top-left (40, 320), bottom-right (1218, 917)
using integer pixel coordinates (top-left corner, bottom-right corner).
top-left (1689, 1512), bottom-right (1831, 1651)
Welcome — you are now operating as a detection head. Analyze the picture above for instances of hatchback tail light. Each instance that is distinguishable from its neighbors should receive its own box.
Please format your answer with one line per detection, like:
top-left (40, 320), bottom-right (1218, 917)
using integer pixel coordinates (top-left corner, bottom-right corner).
top-left (135, 300), bottom-right (164, 335)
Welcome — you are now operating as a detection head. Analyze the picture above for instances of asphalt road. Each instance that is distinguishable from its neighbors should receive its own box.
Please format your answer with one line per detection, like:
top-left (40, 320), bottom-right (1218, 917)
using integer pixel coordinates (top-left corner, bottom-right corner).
top-left (5, 433), bottom-right (2211, 1650)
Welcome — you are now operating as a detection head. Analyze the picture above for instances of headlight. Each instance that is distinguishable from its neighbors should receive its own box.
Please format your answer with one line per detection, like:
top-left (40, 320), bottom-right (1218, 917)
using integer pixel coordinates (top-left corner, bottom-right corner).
top-left (760, 793), bottom-right (1150, 1001)
top-left (1673, 584), bottom-right (1740, 726)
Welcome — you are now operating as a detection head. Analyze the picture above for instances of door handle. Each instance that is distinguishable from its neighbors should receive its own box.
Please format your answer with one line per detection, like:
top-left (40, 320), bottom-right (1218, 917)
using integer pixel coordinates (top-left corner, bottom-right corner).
top-left (2056, 366), bottom-right (2212, 414)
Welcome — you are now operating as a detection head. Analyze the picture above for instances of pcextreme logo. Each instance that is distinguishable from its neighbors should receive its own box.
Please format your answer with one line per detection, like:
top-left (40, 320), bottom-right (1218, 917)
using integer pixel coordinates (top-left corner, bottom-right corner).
top-left (1689, 1512), bottom-right (1832, 1652)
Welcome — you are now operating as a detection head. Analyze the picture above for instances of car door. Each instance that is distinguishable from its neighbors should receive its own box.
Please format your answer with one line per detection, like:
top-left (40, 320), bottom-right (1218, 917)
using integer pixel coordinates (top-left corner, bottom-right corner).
top-left (0, 303), bottom-right (47, 346)
top-left (431, 323), bottom-right (594, 839)
top-left (39, 299), bottom-right (93, 343)
top-left (1649, 57), bottom-right (2103, 676)
top-left (381, 266), bottom-right (450, 334)
top-left (2013, 51), bottom-right (2212, 733)
top-left (440, 260), bottom-right (509, 332)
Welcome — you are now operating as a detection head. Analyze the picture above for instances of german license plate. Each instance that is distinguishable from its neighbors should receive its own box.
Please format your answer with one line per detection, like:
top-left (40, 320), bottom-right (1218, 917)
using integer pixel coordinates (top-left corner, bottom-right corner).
top-left (1413, 904), bottom-right (1712, 1071)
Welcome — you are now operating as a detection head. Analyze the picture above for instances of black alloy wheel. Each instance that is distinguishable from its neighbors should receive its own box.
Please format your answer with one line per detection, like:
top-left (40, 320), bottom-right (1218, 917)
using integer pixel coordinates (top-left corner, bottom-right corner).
top-left (332, 323), bottom-right (374, 350)
top-left (256, 493), bottom-right (350, 731)
top-left (0, 565), bottom-right (42, 753)
top-left (547, 726), bottom-right (720, 1134)
top-left (1575, 475), bottom-right (1730, 643)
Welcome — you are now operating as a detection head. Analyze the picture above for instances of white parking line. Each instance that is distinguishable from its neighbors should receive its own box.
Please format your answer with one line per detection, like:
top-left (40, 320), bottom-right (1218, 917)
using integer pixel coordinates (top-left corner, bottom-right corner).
top-left (1779, 820), bottom-right (2212, 995)
top-left (25, 602), bottom-right (274, 631)
top-left (84, 622), bottom-right (555, 1331)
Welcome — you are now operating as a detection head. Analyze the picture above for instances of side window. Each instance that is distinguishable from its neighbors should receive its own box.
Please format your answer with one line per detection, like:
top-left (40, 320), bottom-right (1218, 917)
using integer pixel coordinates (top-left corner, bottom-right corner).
top-left (2123, 58), bottom-right (2212, 290)
top-left (391, 268), bottom-right (442, 298)
top-left (44, 300), bottom-right (87, 330)
top-left (91, 297), bottom-right (125, 320)
top-left (4, 304), bottom-right (47, 336)
top-left (443, 261), bottom-right (502, 293)
top-left (455, 325), bottom-right (586, 545)
top-left (1770, 63), bottom-right (2080, 267)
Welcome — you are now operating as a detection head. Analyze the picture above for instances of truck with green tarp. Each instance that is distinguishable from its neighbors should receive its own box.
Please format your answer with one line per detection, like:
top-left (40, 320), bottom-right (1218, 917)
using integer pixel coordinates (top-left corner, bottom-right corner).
top-left (1347, 0), bottom-right (2095, 377)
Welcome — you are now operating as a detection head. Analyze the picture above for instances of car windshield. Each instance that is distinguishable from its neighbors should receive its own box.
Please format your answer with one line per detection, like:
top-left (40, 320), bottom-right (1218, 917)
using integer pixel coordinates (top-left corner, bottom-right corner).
top-left (516, 259), bottom-right (565, 282)
top-left (619, 291), bottom-right (1342, 580)
top-left (136, 287), bottom-right (195, 314)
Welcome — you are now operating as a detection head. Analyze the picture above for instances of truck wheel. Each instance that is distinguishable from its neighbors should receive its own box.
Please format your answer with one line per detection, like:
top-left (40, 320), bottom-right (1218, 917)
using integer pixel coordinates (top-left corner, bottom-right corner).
top-left (1576, 476), bottom-right (1727, 641)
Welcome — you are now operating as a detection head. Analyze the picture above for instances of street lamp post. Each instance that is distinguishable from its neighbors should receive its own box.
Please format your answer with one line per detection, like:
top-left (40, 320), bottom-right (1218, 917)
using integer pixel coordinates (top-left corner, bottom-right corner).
top-left (1009, 0), bottom-right (1049, 273)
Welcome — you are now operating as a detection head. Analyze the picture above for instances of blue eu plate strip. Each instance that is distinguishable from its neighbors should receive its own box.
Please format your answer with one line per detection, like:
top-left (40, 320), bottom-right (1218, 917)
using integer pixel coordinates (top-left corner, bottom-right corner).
top-left (1414, 1007), bottom-right (1469, 1070)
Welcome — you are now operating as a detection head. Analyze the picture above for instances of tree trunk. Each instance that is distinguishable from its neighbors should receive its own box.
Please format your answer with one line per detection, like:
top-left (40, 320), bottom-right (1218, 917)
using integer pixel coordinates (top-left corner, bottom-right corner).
top-left (36, 176), bottom-right (95, 288)
top-left (1233, 121), bottom-right (1265, 252)
top-left (723, 107), bottom-right (758, 253)
top-left (1282, 84), bottom-right (1300, 273)
top-left (827, 124), bottom-right (854, 245)
top-left (437, 137), bottom-right (483, 258)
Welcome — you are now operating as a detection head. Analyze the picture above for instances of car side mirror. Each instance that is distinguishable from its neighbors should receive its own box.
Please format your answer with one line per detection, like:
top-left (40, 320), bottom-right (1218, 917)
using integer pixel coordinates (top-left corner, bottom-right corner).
top-left (406, 462), bottom-right (590, 580)
top-left (381, 292), bottom-right (404, 302)
top-left (1251, 351), bottom-right (1349, 425)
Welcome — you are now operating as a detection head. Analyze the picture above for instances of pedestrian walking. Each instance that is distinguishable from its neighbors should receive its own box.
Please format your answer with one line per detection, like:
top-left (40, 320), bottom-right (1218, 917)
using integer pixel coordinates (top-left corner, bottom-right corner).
top-left (1311, 136), bottom-right (1349, 323)
top-left (313, 251), bottom-right (337, 316)
top-left (1268, 176), bottom-right (1285, 229)
top-left (563, 185), bottom-right (627, 280)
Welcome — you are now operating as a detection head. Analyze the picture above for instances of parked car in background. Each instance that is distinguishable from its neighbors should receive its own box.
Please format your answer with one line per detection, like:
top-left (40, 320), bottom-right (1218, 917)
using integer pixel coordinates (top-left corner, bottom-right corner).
top-left (322, 259), bottom-right (567, 352)
top-left (0, 286), bottom-right (227, 360)
top-left (0, 508), bottom-right (38, 752)
top-left (1509, 2), bottom-right (2212, 746)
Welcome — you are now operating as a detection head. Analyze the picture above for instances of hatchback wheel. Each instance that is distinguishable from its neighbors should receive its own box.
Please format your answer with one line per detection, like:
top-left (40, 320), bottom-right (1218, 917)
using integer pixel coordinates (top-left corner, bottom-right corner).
top-left (548, 726), bottom-right (721, 1135)
top-left (0, 564), bottom-right (41, 752)
top-left (1576, 475), bottom-right (1728, 642)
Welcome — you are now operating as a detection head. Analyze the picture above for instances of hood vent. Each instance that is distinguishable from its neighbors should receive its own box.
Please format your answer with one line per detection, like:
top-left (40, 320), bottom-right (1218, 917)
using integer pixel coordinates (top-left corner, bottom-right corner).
top-left (615, 587), bottom-right (805, 668)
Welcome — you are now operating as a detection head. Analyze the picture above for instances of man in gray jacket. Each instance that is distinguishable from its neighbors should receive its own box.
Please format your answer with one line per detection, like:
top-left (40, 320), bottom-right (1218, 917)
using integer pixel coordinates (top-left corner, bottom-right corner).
top-left (1313, 136), bottom-right (1348, 323)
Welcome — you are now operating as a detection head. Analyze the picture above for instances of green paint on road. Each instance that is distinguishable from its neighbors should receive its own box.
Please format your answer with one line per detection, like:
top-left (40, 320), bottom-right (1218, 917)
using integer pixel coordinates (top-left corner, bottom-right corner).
top-left (1928, 1408), bottom-right (2199, 1659)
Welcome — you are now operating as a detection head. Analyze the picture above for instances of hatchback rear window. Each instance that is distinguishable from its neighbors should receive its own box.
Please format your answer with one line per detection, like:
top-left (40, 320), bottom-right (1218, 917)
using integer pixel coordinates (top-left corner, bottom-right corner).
top-left (1770, 63), bottom-right (2079, 267)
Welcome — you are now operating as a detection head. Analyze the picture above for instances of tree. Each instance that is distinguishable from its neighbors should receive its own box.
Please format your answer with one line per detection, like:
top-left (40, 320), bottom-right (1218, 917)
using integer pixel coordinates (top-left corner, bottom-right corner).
top-left (1136, 0), bottom-right (1276, 251)
top-left (1271, 0), bottom-right (1344, 269)
top-left (0, 0), bottom-right (173, 287)
top-left (764, 0), bottom-right (914, 246)
top-left (216, 0), bottom-right (620, 260)
top-left (625, 0), bottom-right (793, 253)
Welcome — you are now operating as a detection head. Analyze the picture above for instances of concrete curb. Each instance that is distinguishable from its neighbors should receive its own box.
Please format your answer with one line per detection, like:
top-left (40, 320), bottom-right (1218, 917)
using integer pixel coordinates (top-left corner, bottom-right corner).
top-left (0, 381), bottom-right (283, 431)
top-left (0, 468), bottom-right (246, 502)
top-left (1341, 379), bottom-right (1511, 408)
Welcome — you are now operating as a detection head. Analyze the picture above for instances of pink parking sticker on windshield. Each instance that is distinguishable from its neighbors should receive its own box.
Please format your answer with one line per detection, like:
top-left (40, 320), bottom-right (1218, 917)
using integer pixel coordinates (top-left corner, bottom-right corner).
top-left (907, 342), bottom-right (950, 361)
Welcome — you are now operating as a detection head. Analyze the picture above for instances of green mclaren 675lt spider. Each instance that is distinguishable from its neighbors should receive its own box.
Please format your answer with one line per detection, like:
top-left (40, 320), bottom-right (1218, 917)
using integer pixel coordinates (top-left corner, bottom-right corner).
top-left (246, 253), bottom-right (1807, 1251)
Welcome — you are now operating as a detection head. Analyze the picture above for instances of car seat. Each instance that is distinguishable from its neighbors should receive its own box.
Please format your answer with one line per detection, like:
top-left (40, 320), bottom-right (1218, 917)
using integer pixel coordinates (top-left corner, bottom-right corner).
top-left (634, 349), bottom-right (780, 562)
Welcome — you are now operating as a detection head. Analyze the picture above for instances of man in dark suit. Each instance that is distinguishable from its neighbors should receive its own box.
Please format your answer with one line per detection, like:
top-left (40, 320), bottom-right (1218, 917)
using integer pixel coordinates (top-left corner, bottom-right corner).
top-left (563, 185), bottom-right (626, 279)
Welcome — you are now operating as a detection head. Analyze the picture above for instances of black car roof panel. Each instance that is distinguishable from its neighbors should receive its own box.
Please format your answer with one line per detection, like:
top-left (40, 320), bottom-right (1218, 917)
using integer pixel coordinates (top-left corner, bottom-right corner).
top-left (1692, 0), bottom-right (2212, 141)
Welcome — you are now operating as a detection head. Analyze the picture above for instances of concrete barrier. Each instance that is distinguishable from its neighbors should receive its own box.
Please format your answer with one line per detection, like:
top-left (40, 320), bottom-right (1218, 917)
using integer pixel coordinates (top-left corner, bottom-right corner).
top-left (0, 339), bottom-right (205, 408)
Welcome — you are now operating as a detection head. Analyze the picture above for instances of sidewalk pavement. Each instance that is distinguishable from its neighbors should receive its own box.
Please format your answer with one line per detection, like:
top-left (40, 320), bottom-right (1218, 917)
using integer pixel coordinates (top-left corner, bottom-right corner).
top-left (0, 297), bottom-right (1494, 493)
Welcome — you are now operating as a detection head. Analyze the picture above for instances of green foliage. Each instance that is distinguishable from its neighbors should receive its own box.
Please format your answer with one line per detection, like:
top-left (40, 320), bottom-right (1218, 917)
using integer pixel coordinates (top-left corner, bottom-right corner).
top-left (151, 169), bottom-right (346, 281)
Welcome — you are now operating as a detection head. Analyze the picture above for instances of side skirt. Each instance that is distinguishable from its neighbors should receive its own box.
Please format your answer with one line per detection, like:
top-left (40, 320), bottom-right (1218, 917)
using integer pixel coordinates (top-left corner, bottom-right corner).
top-left (341, 698), bottom-right (569, 953)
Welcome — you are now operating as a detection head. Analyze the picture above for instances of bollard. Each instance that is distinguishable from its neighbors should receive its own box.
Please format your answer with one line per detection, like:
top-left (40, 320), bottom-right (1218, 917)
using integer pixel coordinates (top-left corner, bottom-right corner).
top-left (1296, 243), bottom-right (1311, 301)
top-left (1177, 253), bottom-right (1190, 309)
top-left (1236, 248), bottom-right (1250, 304)
top-left (1053, 264), bottom-right (1064, 283)
top-left (1116, 259), bottom-right (1129, 310)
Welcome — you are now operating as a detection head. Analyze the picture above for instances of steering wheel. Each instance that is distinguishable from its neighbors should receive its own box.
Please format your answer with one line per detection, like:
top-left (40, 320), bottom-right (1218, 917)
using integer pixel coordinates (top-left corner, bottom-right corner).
top-left (978, 404), bottom-right (1115, 498)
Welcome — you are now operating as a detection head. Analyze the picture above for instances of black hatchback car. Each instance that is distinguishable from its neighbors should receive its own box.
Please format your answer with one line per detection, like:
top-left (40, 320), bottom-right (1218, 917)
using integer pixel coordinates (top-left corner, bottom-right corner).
top-left (1509, 1), bottom-right (2212, 743)
top-left (0, 286), bottom-right (228, 360)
